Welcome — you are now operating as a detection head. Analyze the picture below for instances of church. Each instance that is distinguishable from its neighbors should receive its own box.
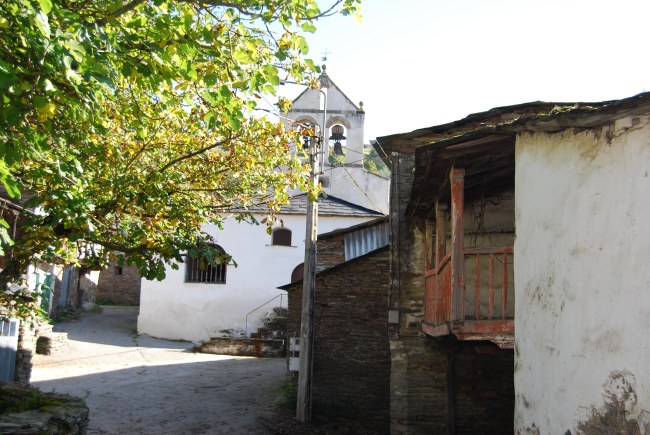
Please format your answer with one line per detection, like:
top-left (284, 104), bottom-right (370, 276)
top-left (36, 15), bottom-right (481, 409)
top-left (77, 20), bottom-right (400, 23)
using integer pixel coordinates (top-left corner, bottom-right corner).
top-left (136, 70), bottom-right (389, 342)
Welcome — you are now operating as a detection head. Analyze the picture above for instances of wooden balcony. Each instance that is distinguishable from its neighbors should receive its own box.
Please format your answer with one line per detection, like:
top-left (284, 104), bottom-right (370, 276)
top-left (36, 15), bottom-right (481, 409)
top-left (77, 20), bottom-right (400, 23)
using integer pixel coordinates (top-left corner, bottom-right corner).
top-left (421, 167), bottom-right (514, 349)
top-left (423, 246), bottom-right (514, 348)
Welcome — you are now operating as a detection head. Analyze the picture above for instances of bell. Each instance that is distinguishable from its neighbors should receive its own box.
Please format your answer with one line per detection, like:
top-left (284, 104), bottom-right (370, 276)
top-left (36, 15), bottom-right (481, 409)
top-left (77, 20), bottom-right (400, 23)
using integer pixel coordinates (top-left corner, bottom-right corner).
top-left (328, 125), bottom-right (346, 142)
top-left (300, 124), bottom-right (316, 150)
top-left (333, 141), bottom-right (344, 156)
top-left (302, 134), bottom-right (311, 150)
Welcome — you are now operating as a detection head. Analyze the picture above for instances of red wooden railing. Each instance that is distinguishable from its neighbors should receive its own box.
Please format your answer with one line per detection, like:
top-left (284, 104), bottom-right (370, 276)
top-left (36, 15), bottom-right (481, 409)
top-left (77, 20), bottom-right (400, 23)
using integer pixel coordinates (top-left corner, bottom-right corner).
top-left (425, 253), bottom-right (451, 327)
top-left (423, 245), bottom-right (514, 348)
top-left (464, 247), bottom-right (513, 321)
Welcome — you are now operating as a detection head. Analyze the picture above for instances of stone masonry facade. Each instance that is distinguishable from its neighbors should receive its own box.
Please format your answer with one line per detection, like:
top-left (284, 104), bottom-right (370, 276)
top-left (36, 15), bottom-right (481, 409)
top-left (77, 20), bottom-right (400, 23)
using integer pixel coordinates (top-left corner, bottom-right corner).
top-left (96, 259), bottom-right (141, 305)
top-left (314, 236), bottom-right (345, 272)
top-left (286, 246), bottom-right (390, 432)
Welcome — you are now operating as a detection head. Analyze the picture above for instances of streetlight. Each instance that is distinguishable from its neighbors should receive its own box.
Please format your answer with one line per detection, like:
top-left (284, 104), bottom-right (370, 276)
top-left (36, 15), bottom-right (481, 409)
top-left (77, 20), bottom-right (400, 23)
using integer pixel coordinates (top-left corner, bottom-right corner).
top-left (281, 80), bottom-right (327, 423)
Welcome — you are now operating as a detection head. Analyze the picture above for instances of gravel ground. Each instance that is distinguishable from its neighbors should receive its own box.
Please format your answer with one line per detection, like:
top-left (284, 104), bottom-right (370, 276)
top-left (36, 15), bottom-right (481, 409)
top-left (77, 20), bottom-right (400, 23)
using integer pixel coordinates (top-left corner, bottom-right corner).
top-left (31, 306), bottom-right (290, 434)
top-left (30, 306), bottom-right (383, 434)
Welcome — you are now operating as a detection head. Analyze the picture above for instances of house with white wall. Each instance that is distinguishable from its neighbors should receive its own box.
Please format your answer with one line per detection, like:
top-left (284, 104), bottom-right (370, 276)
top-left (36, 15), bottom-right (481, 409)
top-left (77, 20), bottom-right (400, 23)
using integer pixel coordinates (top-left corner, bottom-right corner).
top-left (138, 194), bottom-right (383, 342)
top-left (138, 70), bottom-right (388, 342)
top-left (377, 91), bottom-right (650, 434)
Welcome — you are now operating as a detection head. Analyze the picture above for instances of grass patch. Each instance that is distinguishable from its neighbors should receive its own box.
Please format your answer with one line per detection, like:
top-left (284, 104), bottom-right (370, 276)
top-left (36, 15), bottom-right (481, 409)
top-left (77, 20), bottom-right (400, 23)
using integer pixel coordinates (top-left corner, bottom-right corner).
top-left (277, 379), bottom-right (297, 410)
top-left (50, 306), bottom-right (82, 323)
top-left (0, 388), bottom-right (64, 414)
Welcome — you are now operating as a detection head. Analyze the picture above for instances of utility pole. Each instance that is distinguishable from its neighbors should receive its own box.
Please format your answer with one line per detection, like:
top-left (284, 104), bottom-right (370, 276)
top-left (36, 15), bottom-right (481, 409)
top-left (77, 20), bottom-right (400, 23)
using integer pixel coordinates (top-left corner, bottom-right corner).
top-left (296, 87), bottom-right (326, 423)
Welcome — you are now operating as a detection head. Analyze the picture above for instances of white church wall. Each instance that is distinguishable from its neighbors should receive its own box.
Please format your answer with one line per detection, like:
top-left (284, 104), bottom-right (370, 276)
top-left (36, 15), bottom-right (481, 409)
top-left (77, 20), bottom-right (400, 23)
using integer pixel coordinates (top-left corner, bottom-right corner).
top-left (138, 213), bottom-right (376, 342)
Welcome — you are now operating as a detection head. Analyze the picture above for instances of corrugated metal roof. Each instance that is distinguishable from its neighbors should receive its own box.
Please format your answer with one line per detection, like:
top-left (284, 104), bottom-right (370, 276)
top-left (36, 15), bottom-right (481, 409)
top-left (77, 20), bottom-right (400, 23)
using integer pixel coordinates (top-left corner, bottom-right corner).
top-left (344, 221), bottom-right (389, 261)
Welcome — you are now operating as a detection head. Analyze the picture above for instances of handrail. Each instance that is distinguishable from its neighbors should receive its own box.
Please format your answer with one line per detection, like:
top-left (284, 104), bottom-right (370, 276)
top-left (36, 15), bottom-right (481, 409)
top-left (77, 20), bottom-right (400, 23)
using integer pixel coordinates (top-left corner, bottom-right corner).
top-left (426, 252), bottom-right (452, 277)
top-left (244, 294), bottom-right (285, 337)
top-left (464, 246), bottom-right (513, 255)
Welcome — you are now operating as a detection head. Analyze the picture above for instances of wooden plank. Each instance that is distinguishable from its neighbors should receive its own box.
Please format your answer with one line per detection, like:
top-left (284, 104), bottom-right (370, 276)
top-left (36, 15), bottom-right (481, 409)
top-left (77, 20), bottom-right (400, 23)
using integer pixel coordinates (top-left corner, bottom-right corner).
top-left (435, 260), bottom-right (453, 325)
top-left (424, 273), bottom-right (434, 324)
top-left (502, 253), bottom-right (508, 320)
top-left (426, 252), bottom-right (451, 277)
top-left (422, 321), bottom-right (451, 337)
top-left (488, 255), bottom-right (494, 320)
top-left (447, 320), bottom-right (515, 348)
top-left (449, 167), bottom-right (465, 322)
top-left (474, 254), bottom-right (480, 320)
top-left (455, 320), bottom-right (515, 335)
top-left (464, 246), bottom-right (513, 255)
top-left (435, 201), bottom-right (447, 266)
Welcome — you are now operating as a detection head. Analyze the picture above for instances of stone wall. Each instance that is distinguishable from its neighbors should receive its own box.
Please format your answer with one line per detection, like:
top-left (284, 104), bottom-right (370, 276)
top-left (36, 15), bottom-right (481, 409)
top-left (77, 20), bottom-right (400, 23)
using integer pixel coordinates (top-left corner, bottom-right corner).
top-left (315, 235), bottom-right (345, 272)
top-left (15, 322), bottom-right (37, 385)
top-left (15, 321), bottom-right (57, 385)
top-left (96, 259), bottom-right (141, 305)
top-left (286, 247), bottom-right (390, 431)
top-left (389, 152), bottom-right (448, 434)
top-left (0, 382), bottom-right (89, 434)
top-left (453, 343), bottom-right (514, 434)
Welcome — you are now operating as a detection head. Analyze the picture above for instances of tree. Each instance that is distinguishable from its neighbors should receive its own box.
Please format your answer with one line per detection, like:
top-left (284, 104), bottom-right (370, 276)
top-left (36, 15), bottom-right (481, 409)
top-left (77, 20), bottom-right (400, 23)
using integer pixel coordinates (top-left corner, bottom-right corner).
top-left (364, 146), bottom-right (390, 178)
top-left (0, 0), bottom-right (361, 319)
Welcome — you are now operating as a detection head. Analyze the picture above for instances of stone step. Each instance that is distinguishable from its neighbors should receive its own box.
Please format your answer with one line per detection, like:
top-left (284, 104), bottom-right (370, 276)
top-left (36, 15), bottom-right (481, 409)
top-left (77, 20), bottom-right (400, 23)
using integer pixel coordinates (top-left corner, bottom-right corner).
top-left (195, 337), bottom-right (286, 358)
top-left (36, 332), bottom-right (69, 355)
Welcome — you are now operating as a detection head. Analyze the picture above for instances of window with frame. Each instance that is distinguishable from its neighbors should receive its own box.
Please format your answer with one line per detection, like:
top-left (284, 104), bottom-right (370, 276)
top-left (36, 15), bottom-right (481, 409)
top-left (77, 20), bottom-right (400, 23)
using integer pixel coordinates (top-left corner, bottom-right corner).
top-left (272, 228), bottom-right (292, 246)
top-left (185, 244), bottom-right (227, 284)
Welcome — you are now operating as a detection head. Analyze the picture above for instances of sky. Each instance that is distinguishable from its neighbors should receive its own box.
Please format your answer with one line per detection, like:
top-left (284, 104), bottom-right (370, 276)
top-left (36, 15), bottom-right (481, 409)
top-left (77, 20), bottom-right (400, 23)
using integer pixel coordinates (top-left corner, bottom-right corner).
top-left (281, 0), bottom-right (650, 142)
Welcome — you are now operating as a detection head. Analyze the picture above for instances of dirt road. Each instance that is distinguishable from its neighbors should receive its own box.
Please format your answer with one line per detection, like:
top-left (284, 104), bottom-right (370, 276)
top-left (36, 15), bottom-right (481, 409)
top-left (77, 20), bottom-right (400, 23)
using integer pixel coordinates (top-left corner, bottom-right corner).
top-left (31, 306), bottom-right (287, 434)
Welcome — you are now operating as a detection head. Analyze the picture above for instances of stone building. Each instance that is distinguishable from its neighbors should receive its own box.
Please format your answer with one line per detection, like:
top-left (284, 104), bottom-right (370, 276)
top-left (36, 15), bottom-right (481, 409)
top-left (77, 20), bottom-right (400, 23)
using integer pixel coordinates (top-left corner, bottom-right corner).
top-left (282, 217), bottom-right (390, 432)
top-left (138, 70), bottom-right (389, 343)
top-left (282, 68), bottom-right (389, 214)
top-left (376, 92), bottom-right (650, 434)
top-left (96, 259), bottom-right (141, 305)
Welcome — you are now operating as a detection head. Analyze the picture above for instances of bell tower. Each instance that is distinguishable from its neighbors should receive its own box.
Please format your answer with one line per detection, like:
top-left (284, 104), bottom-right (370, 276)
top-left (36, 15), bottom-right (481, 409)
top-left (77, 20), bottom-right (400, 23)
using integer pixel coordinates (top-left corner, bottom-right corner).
top-left (282, 67), bottom-right (388, 214)
top-left (283, 66), bottom-right (365, 168)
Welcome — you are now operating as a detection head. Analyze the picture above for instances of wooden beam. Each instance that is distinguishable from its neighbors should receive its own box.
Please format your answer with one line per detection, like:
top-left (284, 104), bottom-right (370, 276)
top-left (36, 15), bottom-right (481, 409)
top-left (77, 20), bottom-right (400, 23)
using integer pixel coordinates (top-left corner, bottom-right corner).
top-left (449, 167), bottom-right (465, 322)
top-left (422, 321), bottom-right (451, 337)
top-left (435, 201), bottom-right (447, 266)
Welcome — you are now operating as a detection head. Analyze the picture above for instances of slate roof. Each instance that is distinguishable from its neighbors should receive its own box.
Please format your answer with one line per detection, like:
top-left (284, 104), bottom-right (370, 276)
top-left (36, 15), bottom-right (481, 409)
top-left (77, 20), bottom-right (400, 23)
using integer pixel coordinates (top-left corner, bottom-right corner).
top-left (277, 245), bottom-right (389, 290)
top-left (382, 91), bottom-right (650, 217)
top-left (239, 193), bottom-right (385, 218)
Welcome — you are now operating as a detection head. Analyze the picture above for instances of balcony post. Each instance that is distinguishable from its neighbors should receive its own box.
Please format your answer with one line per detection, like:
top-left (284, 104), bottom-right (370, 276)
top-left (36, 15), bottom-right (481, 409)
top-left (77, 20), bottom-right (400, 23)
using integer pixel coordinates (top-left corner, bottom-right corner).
top-left (450, 167), bottom-right (465, 321)
top-left (434, 201), bottom-right (447, 266)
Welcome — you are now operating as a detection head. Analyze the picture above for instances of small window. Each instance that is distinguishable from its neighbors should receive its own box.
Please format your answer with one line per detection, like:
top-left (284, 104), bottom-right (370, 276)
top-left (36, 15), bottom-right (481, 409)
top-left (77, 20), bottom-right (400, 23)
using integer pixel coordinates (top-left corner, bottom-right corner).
top-left (291, 263), bottom-right (304, 283)
top-left (320, 176), bottom-right (330, 188)
top-left (185, 245), bottom-right (227, 284)
top-left (272, 228), bottom-right (292, 246)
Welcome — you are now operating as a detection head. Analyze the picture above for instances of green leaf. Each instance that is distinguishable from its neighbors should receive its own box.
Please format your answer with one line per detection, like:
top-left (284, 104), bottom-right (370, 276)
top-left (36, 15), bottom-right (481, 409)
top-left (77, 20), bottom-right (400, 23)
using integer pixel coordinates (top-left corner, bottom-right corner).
top-left (226, 111), bottom-right (241, 130)
top-left (34, 11), bottom-right (50, 39)
top-left (0, 162), bottom-right (21, 198)
top-left (37, 0), bottom-right (53, 14)
top-left (301, 21), bottom-right (317, 33)
top-left (42, 79), bottom-right (56, 92)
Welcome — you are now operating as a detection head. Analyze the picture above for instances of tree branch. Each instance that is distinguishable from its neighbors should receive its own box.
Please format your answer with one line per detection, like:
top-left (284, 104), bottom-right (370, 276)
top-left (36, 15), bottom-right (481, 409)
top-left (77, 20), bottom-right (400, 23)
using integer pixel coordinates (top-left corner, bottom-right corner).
top-left (149, 134), bottom-right (238, 177)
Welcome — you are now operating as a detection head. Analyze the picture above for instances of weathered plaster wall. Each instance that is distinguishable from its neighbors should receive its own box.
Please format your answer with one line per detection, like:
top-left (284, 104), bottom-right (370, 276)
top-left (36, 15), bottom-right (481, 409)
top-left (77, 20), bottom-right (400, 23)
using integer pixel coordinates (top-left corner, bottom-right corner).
top-left (514, 116), bottom-right (650, 434)
top-left (138, 214), bottom-right (375, 342)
